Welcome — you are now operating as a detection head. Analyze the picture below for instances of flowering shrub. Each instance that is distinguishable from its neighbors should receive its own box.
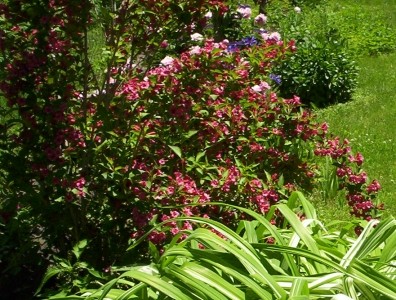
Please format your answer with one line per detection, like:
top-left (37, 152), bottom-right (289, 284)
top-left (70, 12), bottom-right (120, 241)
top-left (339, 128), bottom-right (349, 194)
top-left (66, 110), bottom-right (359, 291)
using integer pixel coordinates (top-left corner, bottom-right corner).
top-left (109, 39), bottom-right (381, 250)
top-left (0, 0), bottom-right (383, 297)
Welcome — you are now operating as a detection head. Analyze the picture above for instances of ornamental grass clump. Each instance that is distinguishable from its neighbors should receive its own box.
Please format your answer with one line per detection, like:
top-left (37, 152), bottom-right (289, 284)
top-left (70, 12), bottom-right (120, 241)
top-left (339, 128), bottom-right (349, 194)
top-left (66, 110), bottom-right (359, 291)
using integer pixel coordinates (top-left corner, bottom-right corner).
top-left (43, 194), bottom-right (396, 299)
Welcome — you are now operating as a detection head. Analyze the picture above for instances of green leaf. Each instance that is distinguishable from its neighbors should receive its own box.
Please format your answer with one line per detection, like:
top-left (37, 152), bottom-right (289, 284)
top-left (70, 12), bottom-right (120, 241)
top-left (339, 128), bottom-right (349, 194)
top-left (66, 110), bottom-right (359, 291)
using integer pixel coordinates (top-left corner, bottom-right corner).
top-left (184, 130), bottom-right (198, 139)
top-left (167, 263), bottom-right (227, 299)
top-left (168, 145), bottom-right (182, 158)
top-left (116, 282), bottom-right (147, 300)
top-left (72, 239), bottom-right (88, 260)
top-left (121, 270), bottom-right (193, 300)
top-left (35, 267), bottom-right (63, 295)
top-left (164, 219), bottom-right (288, 299)
top-left (175, 261), bottom-right (245, 300)
top-left (289, 278), bottom-right (309, 299)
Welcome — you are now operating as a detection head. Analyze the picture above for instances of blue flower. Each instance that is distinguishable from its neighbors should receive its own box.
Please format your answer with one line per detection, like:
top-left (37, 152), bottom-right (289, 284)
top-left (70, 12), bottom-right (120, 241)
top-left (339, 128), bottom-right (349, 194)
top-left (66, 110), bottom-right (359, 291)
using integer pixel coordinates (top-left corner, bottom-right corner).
top-left (241, 36), bottom-right (258, 47)
top-left (270, 74), bottom-right (282, 85)
top-left (227, 42), bottom-right (240, 52)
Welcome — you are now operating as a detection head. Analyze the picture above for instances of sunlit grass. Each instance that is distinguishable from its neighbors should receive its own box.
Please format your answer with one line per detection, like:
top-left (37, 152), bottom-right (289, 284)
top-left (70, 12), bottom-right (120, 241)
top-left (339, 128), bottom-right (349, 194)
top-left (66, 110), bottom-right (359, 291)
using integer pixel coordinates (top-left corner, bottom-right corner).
top-left (316, 52), bottom-right (396, 219)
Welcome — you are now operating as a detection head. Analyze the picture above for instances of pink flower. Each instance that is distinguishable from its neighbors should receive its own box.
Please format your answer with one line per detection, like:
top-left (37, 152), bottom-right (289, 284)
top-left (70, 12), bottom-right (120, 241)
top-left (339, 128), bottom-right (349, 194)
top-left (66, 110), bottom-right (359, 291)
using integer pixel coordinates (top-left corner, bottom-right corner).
top-left (170, 210), bottom-right (180, 218)
top-left (189, 45), bottom-right (202, 55)
top-left (160, 40), bottom-right (168, 48)
top-left (183, 221), bottom-right (193, 230)
top-left (158, 158), bottom-right (167, 165)
top-left (148, 231), bottom-right (166, 245)
top-left (269, 32), bottom-right (281, 41)
top-left (170, 227), bottom-right (180, 235)
top-left (367, 180), bottom-right (381, 194)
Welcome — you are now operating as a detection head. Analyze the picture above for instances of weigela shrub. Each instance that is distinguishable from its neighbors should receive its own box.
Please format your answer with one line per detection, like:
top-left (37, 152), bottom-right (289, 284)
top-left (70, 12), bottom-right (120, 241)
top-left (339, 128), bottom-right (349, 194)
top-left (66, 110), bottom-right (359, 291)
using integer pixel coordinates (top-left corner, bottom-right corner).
top-left (93, 36), bottom-right (381, 253)
top-left (0, 0), bottom-right (382, 283)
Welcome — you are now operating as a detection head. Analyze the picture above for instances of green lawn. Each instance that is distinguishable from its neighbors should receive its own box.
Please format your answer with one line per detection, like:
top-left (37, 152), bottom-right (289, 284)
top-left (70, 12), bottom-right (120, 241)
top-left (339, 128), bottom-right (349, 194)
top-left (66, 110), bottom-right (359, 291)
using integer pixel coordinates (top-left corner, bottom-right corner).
top-left (314, 0), bottom-right (396, 220)
top-left (316, 52), bottom-right (396, 219)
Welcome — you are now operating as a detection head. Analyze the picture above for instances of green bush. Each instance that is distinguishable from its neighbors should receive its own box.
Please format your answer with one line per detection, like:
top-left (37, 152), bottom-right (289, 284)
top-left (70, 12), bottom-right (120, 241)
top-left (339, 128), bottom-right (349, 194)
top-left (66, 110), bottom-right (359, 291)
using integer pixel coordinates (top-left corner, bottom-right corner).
top-left (267, 4), bottom-right (358, 106)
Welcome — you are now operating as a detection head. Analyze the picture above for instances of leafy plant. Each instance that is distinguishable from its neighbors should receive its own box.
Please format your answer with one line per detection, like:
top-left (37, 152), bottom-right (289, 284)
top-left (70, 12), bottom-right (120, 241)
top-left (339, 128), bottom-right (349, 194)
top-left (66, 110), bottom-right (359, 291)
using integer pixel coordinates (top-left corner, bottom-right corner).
top-left (47, 193), bottom-right (396, 299)
top-left (35, 240), bottom-right (107, 298)
top-left (267, 4), bottom-right (358, 106)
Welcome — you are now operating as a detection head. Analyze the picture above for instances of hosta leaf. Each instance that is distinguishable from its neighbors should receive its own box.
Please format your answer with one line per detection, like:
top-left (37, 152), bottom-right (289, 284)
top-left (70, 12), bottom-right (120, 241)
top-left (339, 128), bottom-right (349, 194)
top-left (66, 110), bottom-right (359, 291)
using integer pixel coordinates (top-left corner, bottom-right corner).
top-left (377, 228), bottom-right (396, 270)
top-left (166, 247), bottom-right (275, 299)
top-left (165, 219), bottom-right (287, 299)
top-left (171, 262), bottom-right (244, 300)
top-left (275, 204), bottom-right (327, 274)
top-left (340, 218), bottom-right (392, 268)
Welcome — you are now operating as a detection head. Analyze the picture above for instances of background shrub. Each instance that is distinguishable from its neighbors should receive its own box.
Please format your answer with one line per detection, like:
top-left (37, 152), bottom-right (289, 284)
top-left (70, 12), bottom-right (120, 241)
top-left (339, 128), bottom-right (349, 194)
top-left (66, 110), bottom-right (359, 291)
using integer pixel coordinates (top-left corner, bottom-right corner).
top-left (266, 3), bottom-right (358, 106)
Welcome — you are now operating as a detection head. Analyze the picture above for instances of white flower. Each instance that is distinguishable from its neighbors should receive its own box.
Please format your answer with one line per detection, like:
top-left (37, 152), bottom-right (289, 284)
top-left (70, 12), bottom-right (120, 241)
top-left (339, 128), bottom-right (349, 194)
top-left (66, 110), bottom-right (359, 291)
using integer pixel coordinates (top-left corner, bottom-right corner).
top-left (294, 6), bottom-right (301, 13)
top-left (254, 13), bottom-right (267, 25)
top-left (269, 32), bottom-right (281, 41)
top-left (252, 81), bottom-right (271, 93)
top-left (237, 5), bottom-right (252, 19)
top-left (160, 56), bottom-right (174, 66)
top-left (252, 85), bottom-right (262, 93)
top-left (205, 11), bottom-right (212, 19)
top-left (191, 33), bottom-right (204, 42)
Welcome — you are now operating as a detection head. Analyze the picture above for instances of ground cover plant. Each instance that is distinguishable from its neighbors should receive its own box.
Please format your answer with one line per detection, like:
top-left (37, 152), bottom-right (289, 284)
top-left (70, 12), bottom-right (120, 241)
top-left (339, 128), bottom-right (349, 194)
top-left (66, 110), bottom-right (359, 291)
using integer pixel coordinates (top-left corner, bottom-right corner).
top-left (0, 0), bottom-right (393, 298)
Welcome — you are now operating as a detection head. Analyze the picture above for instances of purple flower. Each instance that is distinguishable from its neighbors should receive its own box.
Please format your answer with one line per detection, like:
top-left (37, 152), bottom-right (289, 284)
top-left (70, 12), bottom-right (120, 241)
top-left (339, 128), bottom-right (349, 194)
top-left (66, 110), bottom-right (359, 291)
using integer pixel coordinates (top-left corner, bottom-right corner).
top-left (227, 42), bottom-right (240, 52)
top-left (227, 36), bottom-right (259, 52)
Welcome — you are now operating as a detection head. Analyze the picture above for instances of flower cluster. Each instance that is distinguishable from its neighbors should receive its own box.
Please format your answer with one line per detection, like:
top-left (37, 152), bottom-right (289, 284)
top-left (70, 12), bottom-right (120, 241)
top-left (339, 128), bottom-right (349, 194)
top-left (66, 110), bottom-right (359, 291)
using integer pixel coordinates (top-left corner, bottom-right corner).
top-left (315, 138), bottom-right (382, 220)
top-left (111, 34), bottom-right (382, 246)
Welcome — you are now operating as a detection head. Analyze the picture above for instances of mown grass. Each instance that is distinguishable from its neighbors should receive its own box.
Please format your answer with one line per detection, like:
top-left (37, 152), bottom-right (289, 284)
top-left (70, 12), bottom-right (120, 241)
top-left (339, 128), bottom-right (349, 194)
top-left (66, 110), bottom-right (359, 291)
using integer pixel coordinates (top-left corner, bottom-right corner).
top-left (316, 52), bottom-right (396, 219)
top-left (312, 0), bottom-right (396, 220)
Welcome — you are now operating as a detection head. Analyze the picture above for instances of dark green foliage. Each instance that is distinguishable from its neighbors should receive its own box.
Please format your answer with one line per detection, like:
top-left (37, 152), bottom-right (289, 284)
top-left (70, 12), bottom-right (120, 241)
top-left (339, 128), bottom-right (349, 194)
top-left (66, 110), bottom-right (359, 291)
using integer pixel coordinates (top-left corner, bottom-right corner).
top-left (275, 27), bottom-right (358, 106)
top-left (267, 3), bottom-right (359, 106)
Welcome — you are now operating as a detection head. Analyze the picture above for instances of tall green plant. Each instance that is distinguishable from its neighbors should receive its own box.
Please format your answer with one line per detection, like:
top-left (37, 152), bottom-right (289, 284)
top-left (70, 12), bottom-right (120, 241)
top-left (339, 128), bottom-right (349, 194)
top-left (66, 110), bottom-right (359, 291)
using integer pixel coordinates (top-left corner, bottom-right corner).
top-left (42, 193), bottom-right (396, 299)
